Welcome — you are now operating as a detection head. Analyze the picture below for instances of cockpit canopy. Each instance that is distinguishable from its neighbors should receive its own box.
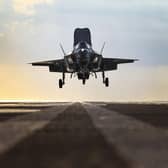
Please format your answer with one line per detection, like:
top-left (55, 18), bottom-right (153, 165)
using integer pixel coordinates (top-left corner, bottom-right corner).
top-left (74, 28), bottom-right (92, 46)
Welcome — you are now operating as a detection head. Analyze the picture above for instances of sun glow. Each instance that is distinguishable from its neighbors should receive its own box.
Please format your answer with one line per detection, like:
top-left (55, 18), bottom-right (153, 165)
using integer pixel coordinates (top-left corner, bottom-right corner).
top-left (12, 0), bottom-right (55, 15)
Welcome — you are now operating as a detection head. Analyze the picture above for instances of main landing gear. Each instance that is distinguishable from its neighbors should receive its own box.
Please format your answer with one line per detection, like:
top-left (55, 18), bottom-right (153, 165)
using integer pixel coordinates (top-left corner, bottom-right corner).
top-left (102, 71), bottom-right (109, 87)
top-left (59, 72), bottom-right (65, 88)
top-left (59, 71), bottom-right (109, 88)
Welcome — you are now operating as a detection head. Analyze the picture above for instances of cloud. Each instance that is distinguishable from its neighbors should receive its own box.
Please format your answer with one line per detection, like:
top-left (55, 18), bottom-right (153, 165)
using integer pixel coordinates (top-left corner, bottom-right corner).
top-left (58, 0), bottom-right (168, 11)
top-left (12, 0), bottom-right (55, 15)
top-left (0, 33), bottom-right (5, 38)
top-left (0, 0), bottom-right (5, 9)
top-left (0, 0), bottom-right (168, 101)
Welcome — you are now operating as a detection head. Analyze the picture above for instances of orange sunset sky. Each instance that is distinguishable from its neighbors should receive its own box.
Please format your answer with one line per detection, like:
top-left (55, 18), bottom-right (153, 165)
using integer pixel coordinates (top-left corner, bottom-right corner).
top-left (0, 0), bottom-right (168, 102)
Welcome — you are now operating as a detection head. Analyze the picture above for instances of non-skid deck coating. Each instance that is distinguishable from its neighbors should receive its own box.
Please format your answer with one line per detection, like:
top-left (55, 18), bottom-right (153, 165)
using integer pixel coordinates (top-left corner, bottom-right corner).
top-left (0, 102), bottom-right (168, 168)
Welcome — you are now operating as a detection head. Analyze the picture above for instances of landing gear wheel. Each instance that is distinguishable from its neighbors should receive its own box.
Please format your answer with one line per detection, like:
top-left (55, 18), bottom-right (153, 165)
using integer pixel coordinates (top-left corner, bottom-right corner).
top-left (82, 79), bottom-right (86, 85)
top-left (59, 79), bottom-right (63, 88)
top-left (105, 78), bottom-right (109, 87)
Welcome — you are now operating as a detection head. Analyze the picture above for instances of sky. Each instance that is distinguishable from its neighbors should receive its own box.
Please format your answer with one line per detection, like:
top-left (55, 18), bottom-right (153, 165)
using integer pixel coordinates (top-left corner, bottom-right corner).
top-left (0, 0), bottom-right (168, 102)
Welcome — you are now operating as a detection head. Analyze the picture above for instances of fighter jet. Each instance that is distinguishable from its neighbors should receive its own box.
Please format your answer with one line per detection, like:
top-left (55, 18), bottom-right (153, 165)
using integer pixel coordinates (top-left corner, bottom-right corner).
top-left (31, 28), bottom-right (138, 88)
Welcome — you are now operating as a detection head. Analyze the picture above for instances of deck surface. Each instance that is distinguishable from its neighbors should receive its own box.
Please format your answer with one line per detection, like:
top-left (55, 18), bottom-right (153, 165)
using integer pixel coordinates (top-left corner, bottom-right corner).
top-left (0, 102), bottom-right (168, 168)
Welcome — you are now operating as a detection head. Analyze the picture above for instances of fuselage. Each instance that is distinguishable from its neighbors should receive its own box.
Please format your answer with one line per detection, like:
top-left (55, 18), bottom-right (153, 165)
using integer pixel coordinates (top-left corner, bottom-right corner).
top-left (64, 41), bottom-right (102, 80)
top-left (31, 27), bottom-right (137, 88)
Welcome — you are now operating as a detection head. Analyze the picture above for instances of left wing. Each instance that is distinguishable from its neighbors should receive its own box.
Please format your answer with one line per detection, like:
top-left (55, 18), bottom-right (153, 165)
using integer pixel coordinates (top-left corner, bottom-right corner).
top-left (102, 58), bottom-right (138, 71)
top-left (30, 59), bottom-right (66, 72)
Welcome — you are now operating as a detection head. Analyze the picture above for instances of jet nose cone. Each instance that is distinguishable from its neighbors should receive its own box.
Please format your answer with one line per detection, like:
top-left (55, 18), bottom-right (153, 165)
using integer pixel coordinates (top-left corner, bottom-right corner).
top-left (79, 48), bottom-right (88, 56)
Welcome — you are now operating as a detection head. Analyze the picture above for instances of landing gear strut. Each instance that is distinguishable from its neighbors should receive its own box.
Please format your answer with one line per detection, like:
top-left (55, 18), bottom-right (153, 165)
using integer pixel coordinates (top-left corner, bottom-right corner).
top-left (102, 70), bottom-right (109, 87)
top-left (102, 70), bottom-right (105, 83)
top-left (63, 72), bottom-right (65, 85)
top-left (59, 72), bottom-right (65, 88)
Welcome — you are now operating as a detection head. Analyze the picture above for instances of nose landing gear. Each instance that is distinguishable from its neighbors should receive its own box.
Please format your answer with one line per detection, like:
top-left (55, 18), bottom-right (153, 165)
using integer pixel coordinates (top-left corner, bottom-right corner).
top-left (82, 79), bottom-right (86, 85)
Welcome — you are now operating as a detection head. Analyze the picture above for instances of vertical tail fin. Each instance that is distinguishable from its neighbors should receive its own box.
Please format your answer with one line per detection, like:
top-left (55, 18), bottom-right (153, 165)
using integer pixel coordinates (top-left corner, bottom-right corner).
top-left (100, 42), bottom-right (106, 55)
top-left (59, 43), bottom-right (66, 56)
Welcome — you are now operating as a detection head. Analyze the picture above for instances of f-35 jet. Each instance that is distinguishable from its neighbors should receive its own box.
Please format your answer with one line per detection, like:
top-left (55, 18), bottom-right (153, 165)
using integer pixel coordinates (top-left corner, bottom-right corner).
top-left (31, 28), bottom-right (137, 88)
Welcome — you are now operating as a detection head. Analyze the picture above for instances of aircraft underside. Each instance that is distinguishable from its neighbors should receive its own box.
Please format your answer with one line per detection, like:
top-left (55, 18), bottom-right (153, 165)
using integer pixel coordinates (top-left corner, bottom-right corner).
top-left (58, 71), bottom-right (109, 88)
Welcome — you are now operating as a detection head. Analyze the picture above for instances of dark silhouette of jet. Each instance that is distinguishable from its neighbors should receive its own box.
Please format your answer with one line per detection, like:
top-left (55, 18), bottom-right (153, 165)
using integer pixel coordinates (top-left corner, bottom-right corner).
top-left (31, 28), bottom-right (138, 88)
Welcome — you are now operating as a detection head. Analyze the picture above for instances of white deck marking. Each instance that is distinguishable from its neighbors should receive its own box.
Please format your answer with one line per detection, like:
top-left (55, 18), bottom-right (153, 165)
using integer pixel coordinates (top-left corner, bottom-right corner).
top-left (0, 109), bottom-right (41, 113)
top-left (0, 104), bottom-right (71, 154)
top-left (83, 103), bottom-right (168, 168)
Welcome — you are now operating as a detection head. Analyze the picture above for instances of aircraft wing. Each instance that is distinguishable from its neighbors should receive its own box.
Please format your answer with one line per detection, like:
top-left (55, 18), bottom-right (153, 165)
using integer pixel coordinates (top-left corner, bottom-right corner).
top-left (102, 58), bottom-right (138, 71)
top-left (30, 59), bottom-right (67, 72)
top-left (31, 59), bottom-right (64, 66)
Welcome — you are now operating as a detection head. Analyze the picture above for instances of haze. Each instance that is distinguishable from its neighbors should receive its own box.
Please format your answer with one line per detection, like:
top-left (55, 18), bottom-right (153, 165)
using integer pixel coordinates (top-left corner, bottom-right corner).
top-left (0, 0), bottom-right (168, 102)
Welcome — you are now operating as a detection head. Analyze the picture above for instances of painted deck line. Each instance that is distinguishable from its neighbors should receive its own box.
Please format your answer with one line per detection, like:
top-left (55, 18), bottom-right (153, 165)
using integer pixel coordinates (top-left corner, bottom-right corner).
top-left (0, 104), bottom-right (71, 155)
top-left (83, 103), bottom-right (168, 168)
